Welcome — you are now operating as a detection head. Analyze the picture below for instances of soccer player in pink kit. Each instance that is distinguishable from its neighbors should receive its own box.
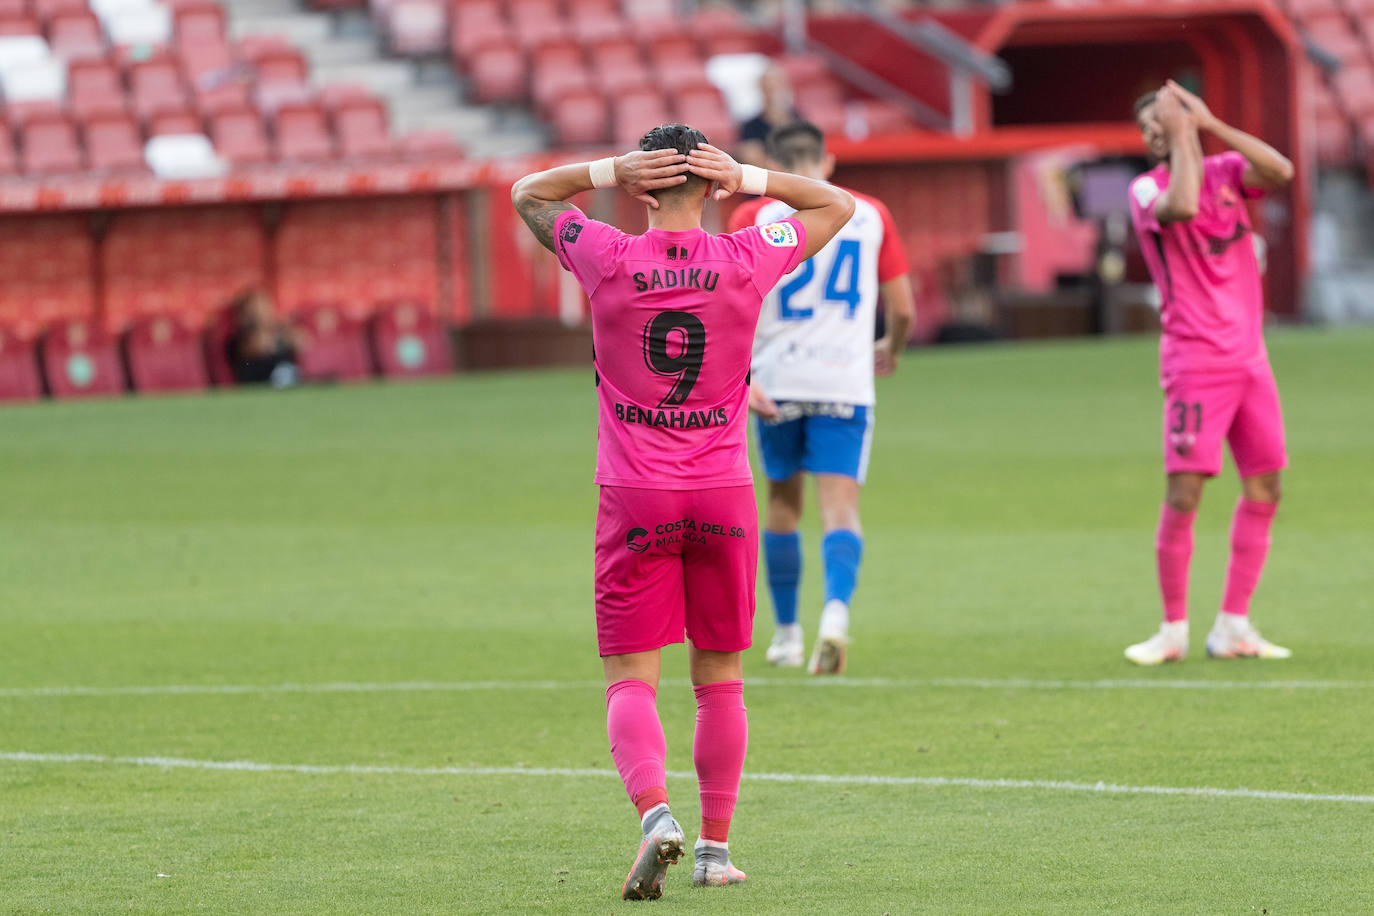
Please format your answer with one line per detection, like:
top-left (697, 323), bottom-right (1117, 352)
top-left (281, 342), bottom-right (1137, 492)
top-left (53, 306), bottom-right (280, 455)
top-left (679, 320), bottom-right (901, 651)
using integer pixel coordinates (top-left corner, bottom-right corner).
top-left (1124, 81), bottom-right (1295, 665)
top-left (512, 124), bottom-right (853, 899)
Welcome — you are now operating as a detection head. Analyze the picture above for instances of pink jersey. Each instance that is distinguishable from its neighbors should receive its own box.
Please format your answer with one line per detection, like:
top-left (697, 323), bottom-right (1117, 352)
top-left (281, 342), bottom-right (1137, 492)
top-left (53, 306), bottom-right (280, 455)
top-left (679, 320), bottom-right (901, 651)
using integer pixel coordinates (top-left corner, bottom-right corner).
top-left (553, 208), bottom-right (807, 489)
top-left (1128, 151), bottom-right (1268, 383)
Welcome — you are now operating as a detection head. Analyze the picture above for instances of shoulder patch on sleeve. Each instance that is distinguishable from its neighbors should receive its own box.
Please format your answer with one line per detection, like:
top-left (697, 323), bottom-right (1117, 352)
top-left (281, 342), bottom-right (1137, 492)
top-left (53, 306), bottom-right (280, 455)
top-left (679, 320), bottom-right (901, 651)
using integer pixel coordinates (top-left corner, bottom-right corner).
top-left (1131, 176), bottom-right (1160, 208)
top-left (559, 218), bottom-right (584, 245)
top-left (759, 221), bottom-right (799, 247)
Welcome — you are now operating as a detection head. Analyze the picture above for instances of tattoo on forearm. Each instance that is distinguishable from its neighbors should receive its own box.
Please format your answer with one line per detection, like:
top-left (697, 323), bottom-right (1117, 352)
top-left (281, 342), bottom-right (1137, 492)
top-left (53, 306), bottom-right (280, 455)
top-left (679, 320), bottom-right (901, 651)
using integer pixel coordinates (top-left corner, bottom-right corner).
top-left (515, 199), bottom-right (576, 253)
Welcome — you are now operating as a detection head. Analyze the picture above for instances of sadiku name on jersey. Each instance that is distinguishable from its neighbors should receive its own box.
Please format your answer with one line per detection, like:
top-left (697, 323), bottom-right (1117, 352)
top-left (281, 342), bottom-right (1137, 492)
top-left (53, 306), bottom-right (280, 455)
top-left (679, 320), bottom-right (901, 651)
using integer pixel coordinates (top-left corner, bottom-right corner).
top-left (614, 402), bottom-right (729, 429)
top-left (631, 267), bottom-right (720, 293)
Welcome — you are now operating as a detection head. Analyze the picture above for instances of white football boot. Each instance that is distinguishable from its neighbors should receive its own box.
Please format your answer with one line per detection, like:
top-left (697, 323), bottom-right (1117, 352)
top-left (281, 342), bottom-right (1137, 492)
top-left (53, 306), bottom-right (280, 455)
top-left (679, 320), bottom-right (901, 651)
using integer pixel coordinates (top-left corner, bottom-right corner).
top-left (1205, 612), bottom-right (1291, 659)
top-left (808, 600), bottom-right (849, 675)
top-left (692, 839), bottom-right (747, 887)
top-left (621, 805), bottom-right (685, 901)
top-left (764, 623), bottom-right (804, 667)
top-left (1124, 620), bottom-right (1189, 666)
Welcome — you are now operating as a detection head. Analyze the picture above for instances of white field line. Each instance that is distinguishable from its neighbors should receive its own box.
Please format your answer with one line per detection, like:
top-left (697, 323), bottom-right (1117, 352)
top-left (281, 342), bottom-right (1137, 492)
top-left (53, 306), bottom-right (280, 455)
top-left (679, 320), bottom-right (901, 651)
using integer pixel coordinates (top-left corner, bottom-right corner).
top-left (1, 676), bottom-right (1372, 698)
top-left (2, 750), bottom-right (1372, 805)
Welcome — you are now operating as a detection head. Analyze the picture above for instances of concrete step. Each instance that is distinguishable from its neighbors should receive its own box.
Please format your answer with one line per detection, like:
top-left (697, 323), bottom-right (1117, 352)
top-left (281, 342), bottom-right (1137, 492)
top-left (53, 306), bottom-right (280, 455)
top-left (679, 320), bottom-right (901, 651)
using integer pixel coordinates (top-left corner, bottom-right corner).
top-left (311, 59), bottom-right (415, 93)
top-left (387, 83), bottom-right (462, 113)
top-left (221, 0), bottom-right (299, 18)
top-left (232, 12), bottom-right (333, 45)
top-left (304, 35), bottom-right (385, 66)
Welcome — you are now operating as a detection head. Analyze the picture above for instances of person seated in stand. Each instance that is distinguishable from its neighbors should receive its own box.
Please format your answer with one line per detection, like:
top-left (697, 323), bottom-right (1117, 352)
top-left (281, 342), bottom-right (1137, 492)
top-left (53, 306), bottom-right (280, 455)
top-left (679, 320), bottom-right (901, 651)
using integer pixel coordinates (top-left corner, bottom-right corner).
top-left (226, 288), bottom-right (304, 387)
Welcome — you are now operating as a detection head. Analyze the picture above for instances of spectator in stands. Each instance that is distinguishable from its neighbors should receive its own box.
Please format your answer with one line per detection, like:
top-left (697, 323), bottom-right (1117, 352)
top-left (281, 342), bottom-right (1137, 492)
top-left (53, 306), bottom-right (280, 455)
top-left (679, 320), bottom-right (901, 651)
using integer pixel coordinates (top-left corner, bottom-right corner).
top-left (736, 64), bottom-right (801, 168)
top-left (227, 288), bottom-right (303, 387)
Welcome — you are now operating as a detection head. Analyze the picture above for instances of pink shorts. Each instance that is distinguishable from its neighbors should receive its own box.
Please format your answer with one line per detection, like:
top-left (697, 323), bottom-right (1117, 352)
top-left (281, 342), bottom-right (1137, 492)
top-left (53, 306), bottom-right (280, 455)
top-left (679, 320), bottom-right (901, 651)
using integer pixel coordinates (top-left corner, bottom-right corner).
top-left (594, 484), bottom-right (757, 656)
top-left (1162, 361), bottom-right (1288, 478)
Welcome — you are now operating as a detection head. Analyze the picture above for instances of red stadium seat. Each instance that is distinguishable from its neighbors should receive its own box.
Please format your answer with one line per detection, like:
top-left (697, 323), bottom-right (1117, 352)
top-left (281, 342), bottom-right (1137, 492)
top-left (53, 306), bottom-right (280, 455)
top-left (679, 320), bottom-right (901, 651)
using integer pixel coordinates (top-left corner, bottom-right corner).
top-left (690, 7), bottom-right (764, 57)
top-left (236, 37), bottom-right (308, 85)
top-left (468, 41), bottom-right (526, 104)
top-left (531, 43), bottom-right (588, 113)
top-left (193, 78), bottom-right (251, 115)
top-left (551, 86), bottom-right (608, 146)
top-left (46, 11), bottom-right (106, 58)
top-left (123, 314), bottom-right (209, 392)
top-left (293, 304), bottom-right (373, 382)
top-left (32, 0), bottom-right (87, 22)
top-left (178, 36), bottom-right (233, 87)
top-left (67, 58), bottom-right (126, 119)
top-left (612, 85), bottom-right (670, 148)
top-left (147, 106), bottom-right (202, 136)
top-left (172, 1), bottom-right (224, 45)
top-left (20, 108), bottom-right (83, 174)
top-left (83, 110), bottom-right (147, 171)
top-left (0, 0), bottom-right (28, 18)
top-left (569, 7), bottom-right (626, 45)
top-left (590, 38), bottom-right (650, 95)
top-left (509, 0), bottom-right (569, 52)
top-left (0, 13), bottom-right (40, 34)
top-left (844, 99), bottom-right (918, 138)
top-left (674, 85), bottom-right (736, 147)
top-left (128, 55), bottom-right (191, 119)
top-left (450, 2), bottom-right (508, 65)
top-left (642, 32), bottom-right (701, 66)
top-left (395, 129), bottom-right (462, 158)
top-left (0, 326), bottom-right (42, 402)
top-left (369, 302), bottom-right (452, 378)
top-left (331, 93), bottom-right (390, 159)
top-left (654, 56), bottom-right (712, 95)
top-left (39, 319), bottom-right (125, 398)
top-left (273, 99), bottom-right (334, 161)
top-left (209, 104), bottom-right (270, 164)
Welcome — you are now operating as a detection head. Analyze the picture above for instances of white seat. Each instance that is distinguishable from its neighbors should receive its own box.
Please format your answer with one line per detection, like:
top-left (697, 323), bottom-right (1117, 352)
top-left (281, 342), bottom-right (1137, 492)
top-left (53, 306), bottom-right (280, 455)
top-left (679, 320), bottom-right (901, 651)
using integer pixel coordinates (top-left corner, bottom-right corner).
top-left (0, 58), bottom-right (67, 103)
top-left (0, 36), bottom-right (52, 75)
top-left (705, 52), bottom-right (770, 122)
top-left (102, 4), bottom-right (172, 46)
top-left (144, 133), bottom-right (226, 179)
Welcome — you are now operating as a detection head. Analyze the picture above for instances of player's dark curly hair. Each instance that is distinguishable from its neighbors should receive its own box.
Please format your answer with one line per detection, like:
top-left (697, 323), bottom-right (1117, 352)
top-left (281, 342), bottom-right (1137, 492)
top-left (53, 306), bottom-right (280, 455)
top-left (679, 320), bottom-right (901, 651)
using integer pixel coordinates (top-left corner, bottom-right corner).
top-left (766, 120), bottom-right (825, 170)
top-left (638, 123), bottom-right (709, 202)
top-left (1133, 91), bottom-right (1157, 117)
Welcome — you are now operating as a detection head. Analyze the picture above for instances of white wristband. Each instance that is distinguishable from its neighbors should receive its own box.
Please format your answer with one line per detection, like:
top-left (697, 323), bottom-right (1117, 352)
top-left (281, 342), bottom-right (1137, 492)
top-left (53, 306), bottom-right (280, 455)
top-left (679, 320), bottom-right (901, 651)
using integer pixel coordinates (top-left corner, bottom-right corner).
top-left (589, 157), bottom-right (617, 189)
top-left (739, 164), bottom-right (768, 196)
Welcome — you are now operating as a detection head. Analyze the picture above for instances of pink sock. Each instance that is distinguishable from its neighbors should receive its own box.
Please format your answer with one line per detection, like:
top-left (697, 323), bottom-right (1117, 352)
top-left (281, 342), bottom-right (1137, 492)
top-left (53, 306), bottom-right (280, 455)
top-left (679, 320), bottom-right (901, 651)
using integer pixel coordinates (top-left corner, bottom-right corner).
top-left (692, 680), bottom-right (747, 843)
top-left (1221, 498), bottom-right (1278, 616)
top-left (1156, 504), bottom-right (1196, 623)
top-left (606, 679), bottom-right (667, 811)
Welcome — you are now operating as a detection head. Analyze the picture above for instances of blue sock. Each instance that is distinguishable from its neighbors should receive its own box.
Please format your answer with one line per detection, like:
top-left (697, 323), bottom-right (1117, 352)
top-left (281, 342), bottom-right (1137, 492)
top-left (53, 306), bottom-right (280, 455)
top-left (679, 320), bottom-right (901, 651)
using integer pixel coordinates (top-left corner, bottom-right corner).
top-left (822, 529), bottom-right (864, 605)
top-left (763, 530), bottom-right (802, 626)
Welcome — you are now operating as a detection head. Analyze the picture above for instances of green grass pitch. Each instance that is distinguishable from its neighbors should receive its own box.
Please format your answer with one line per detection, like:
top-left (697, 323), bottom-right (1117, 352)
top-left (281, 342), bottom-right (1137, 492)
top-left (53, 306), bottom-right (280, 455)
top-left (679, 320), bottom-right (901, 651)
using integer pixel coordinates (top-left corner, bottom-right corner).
top-left (2, 329), bottom-right (1373, 914)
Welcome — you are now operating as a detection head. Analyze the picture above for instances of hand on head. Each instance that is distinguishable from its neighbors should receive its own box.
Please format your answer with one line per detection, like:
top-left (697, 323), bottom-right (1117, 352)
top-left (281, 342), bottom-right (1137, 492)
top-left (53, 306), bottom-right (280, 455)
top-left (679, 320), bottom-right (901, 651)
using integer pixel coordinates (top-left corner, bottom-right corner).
top-left (1152, 85), bottom-right (1193, 135)
top-left (614, 149), bottom-right (690, 208)
top-left (1164, 79), bottom-right (1215, 131)
top-left (685, 144), bottom-right (744, 201)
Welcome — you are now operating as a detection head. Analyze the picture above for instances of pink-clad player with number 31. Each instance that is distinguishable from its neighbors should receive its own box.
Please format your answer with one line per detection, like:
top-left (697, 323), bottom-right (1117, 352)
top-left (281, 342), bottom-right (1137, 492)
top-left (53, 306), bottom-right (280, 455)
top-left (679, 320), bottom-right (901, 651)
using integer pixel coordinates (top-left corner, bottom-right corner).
top-left (1125, 81), bottom-right (1295, 665)
top-left (512, 124), bottom-right (853, 900)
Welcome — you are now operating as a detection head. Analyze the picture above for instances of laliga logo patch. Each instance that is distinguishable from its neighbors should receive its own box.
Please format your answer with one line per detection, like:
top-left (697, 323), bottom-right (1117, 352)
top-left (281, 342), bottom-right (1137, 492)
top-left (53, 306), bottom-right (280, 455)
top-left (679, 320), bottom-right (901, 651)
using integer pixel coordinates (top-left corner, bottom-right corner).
top-left (560, 219), bottom-right (583, 245)
top-left (760, 222), bottom-right (798, 247)
top-left (1170, 432), bottom-right (1196, 457)
top-left (626, 527), bottom-right (649, 553)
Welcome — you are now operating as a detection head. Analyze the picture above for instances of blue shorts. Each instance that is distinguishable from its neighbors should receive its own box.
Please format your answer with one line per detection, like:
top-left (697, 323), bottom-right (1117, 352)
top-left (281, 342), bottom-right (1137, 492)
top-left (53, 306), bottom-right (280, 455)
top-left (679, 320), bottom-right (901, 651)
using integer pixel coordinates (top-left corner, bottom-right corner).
top-left (755, 402), bottom-right (874, 483)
